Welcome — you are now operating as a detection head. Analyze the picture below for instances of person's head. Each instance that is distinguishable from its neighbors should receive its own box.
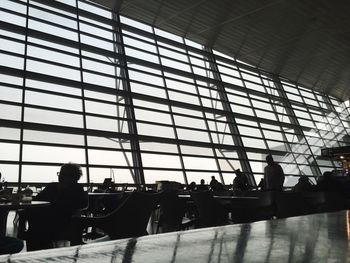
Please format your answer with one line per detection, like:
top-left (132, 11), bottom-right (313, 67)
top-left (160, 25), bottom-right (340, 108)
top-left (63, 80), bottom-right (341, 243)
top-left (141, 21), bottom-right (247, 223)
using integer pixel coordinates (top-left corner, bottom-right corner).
top-left (188, 181), bottom-right (196, 190)
top-left (323, 171), bottom-right (332, 178)
top-left (235, 169), bottom-right (242, 177)
top-left (58, 162), bottom-right (82, 184)
top-left (266, 154), bottom-right (274, 165)
top-left (200, 179), bottom-right (205, 185)
top-left (298, 175), bottom-right (308, 184)
top-left (211, 176), bottom-right (215, 180)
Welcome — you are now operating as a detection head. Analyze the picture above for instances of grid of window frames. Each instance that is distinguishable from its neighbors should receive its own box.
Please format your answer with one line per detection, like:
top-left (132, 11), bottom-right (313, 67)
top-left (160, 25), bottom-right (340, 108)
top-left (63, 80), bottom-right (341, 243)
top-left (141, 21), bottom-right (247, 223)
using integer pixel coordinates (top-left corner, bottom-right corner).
top-left (0, 0), bottom-right (349, 186)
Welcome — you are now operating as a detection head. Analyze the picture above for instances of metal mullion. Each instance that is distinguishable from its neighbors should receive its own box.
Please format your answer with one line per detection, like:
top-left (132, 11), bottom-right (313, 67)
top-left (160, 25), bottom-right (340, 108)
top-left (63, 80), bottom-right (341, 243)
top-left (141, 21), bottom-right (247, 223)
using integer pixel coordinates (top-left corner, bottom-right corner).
top-left (127, 55), bottom-right (222, 87)
top-left (75, 0), bottom-right (90, 183)
top-left (259, 72), bottom-right (301, 175)
top-left (121, 24), bottom-right (157, 42)
top-left (111, 20), bottom-right (135, 181)
top-left (322, 95), bottom-right (350, 168)
top-left (20, 102), bottom-right (81, 116)
top-left (77, 9), bottom-right (120, 29)
top-left (23, 87), bottom-right (126, 108)
top-left (30, 0), bottom-right (76, 15)
top-left (20, 140), bottom-right (85, 149)
top-left (186, 45), bottom-right (214, 64)
top-left (235, 63), bottom-right (269, 179)
top-left (18, 0), bottom-right (30, 185)
top-left (84, 112), bottom-right (129, 124)
top-left (206, 61), bottom-right (225, 147)
top-left (322, 95), bottom-right (349, 145)
top-left (131, 85), bottom-right (236, 119)
top-left (186, 45), bottom-right (225, 183)
top-left (152, 28), bottom-right (188, 185)
top-left (122, 31), bottom-right (157, 47)
top-left (0, 5), bottom-right (27, 18)
top-left (79, 27), bottom-right (121, 45)
top-left (75, 164), bottom-right (137, 170)
top-left (206, 48), bottom-right (254, 183)
top-left (0, 64), bottom-right (129, 97)
top-left (23, 87), bottom-right (81, 101)
top-left (114, 13), bottom-right (145, 185)
top-left (273, 76), bottom-right (321, 176)
top-left (298, 89), bottom-right (328, 148)
top-left (0, 19), bottom-right (123, 62)
top-left (76, 12), bottom-right (120, 34)
top-left (133, 103), bottom-right (233, 128)
top-left (25, 54), bottom-right (80, 71)
top-left (1, 119), bottom-right (134, 140)
top-left (27, 41), bottom-right (79, 59)
top-left (0, 33), bottom-right (26, 45)
top-left (28, 0), bottom-right (76, 20)
top-left (80, 53), bottom-right (123, 70)
top-left (136, 134), bottom-right (240, 151)
top-left (27, 15), bottom-right (78, 35)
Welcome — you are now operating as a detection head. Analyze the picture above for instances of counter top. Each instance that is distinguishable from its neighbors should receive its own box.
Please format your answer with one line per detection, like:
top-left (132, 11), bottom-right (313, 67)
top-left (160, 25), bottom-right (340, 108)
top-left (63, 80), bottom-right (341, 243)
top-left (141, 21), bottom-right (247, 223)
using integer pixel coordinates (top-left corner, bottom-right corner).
top-left (1, 210), bottom-right (350, 262)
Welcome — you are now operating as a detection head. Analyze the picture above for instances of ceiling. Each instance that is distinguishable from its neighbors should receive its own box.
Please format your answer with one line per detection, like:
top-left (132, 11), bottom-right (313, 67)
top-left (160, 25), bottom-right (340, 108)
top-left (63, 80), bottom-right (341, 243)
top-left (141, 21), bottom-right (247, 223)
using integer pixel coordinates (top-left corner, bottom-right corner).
top-left (91, 0), bottom-right (350, 101)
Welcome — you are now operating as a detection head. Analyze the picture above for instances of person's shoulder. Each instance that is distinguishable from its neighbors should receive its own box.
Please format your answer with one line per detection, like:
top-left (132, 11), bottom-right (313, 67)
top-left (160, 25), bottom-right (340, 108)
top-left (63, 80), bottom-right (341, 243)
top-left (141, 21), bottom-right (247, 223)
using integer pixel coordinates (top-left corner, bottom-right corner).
top-left (44, 182), bottom-right (59, 190)
top-left (66, 182), bottom-right (84, 189)
top-left (72, 183), bottom-right (85, 192)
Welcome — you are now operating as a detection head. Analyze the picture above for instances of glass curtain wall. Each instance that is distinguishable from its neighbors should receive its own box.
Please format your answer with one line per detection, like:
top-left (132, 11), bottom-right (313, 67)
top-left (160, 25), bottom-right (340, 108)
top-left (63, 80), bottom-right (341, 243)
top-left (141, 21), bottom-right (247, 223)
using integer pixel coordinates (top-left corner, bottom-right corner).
top-left (1, 0), bottom-right (349, 186)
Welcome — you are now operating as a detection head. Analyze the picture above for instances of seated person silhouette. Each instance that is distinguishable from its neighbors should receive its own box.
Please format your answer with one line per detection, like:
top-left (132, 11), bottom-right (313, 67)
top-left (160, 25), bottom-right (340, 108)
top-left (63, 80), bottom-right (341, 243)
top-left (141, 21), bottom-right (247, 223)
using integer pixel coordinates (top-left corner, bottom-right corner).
top-left (257, 178), bottom-right (265, 190)
top-left (293, 175), bottom-right (313, 192)
top-left (196, 179), bottom-right (209, 191)
top-left (232, 169), bottom-right (250, 194)
top-left (186, 181), bottom-right (197, 191)
top-left (23, 162), bottom-right (88, 251)
top-left (316, 171), bottom-right (341, 191)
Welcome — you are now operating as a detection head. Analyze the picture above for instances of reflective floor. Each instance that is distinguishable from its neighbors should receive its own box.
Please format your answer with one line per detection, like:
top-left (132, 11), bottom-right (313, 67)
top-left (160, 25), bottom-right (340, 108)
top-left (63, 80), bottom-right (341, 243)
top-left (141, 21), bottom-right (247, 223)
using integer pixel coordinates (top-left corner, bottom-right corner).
top-left (2, 210), bottom-right (350, 262)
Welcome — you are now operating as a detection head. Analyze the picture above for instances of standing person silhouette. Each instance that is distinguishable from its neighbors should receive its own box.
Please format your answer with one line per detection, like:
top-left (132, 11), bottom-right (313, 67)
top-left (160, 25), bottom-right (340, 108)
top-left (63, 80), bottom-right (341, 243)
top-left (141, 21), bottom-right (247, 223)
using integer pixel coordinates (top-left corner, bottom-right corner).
top-left (264, 154), bottom-right (285, 191)
top-left (196, 179), bottom-right (209, 191)
top-left (209, 176), bottom-right (219, 191)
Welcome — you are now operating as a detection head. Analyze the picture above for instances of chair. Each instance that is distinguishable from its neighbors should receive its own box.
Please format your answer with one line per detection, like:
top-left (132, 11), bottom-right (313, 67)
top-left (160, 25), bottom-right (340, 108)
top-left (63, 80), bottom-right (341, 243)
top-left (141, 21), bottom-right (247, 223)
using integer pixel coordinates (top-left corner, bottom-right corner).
top-left (87, 191), bottom-right (125, 216)
top-left (301, 191), bottom-right (326, 214)
top-left (156, 190), bottom-right (195, 233)
top-left (238, 190), bottom-right (275, 223)
top-left (19, 191), bottom-right (89, 251)
top-left (70, 191), bottom-right (162, 245)
top-left (190, 191), bottom-right (229, 228)
top-left (323, 191), bottom-right (346, 212)
top-left (275, 192), bottom-right (309, 218)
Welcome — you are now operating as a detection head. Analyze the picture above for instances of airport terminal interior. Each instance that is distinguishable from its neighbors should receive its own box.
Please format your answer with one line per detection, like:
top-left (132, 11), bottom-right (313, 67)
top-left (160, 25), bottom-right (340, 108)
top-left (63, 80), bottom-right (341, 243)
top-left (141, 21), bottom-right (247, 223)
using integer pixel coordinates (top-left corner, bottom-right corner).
top-left (1, 0), bottom-right (350, 261)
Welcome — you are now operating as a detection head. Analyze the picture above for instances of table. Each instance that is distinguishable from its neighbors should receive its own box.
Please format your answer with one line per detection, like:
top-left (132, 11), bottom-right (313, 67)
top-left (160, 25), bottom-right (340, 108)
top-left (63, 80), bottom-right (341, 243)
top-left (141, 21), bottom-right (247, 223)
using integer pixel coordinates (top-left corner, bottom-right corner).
top-left (177, 194), bottom-right (258, 200)
top-left (0, 201), bottom-right (50, 236)
top-left (1, 210), bottom-right (350, 262)
top-left (87, 192), bottom-right (125, 197)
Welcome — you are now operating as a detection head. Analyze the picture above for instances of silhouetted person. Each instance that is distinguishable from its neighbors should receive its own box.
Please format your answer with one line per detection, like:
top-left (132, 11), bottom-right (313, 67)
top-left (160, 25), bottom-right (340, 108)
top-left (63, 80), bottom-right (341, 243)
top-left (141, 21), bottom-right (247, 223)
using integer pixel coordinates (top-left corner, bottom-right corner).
top-left (215, 182), bottom-right (225, 191)
top-left (0, 236), bottom-right (23, 255)
top-left (264, 154), bottom-right (285, 191)
top-left (293, 175), bottom-right (313, 192)
top-left (196, 179), bottom-right (209, 191)
top-left (317, 171), bottom-right (340, 191)
top-left (257, 178), bottom-right (265, 190)
top-left (187, 181), bottom-right (197, 191)
top-left (209, 176), bottom-right (219, 191)
top-left (23, 162), bottom-right (88, 251)
top-left (232, 169), bottom-right (250, 193)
